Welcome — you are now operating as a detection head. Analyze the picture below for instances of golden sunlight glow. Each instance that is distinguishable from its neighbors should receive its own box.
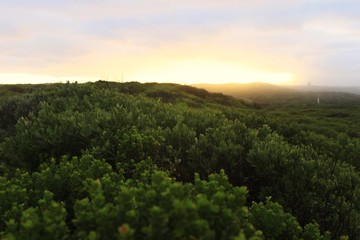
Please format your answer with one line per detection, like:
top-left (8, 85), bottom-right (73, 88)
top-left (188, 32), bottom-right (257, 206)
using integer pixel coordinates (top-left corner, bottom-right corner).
top-left (129, 60), bottom-right (295, 85)
top-left (0, 60), bottom-right (296, 86)
top-left (0, 73), bottom-right (98, 85)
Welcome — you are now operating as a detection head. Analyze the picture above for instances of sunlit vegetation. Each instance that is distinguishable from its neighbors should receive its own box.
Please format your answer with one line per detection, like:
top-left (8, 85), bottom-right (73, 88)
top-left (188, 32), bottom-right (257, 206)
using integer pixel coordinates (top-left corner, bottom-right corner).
top-left (1, 81), bottom-right (360, 239)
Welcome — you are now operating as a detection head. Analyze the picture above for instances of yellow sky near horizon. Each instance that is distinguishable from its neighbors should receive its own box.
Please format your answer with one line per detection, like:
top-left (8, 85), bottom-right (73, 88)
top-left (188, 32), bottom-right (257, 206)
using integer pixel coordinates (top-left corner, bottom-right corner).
top-left (1, 1), bottom-right (358, 86)
top-left (0, 41), bottom-right (301, 85)
top-left (0, 60), bottom-right (298, 85)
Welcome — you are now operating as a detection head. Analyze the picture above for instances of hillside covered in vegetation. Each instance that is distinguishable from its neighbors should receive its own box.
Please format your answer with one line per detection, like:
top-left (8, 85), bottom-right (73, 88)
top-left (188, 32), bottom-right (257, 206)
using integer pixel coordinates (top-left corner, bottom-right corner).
top-left (1, 81), bottom-right (360, 239)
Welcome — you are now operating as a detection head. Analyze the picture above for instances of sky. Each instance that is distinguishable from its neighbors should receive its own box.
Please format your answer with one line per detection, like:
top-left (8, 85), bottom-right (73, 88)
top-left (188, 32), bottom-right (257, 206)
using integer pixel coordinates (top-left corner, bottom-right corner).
top-left (0, 0), bottom-right (359, 86)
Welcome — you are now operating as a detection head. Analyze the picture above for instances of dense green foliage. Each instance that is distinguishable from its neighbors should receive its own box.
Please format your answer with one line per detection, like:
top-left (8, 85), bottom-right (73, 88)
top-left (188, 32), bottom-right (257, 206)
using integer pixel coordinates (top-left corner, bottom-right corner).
top-left (0, 81), bottom-right (359, 239)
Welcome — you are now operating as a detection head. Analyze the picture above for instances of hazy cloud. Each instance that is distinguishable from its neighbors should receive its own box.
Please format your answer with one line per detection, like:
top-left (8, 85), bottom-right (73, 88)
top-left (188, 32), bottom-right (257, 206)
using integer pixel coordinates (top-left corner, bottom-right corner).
top-left (1, 0), bottom-right (360, 85)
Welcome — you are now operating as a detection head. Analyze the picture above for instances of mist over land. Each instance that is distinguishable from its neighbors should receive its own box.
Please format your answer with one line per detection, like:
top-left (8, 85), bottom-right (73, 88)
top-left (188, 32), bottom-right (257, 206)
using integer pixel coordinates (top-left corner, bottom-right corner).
top-left (193, 82), bottom-right (360, 107)
top-left (193, 82), bottom-right (360, 95)
top-left (288, 84), bottom-right (360, 96)
top-left (194, 82), bottom-right (360, 95)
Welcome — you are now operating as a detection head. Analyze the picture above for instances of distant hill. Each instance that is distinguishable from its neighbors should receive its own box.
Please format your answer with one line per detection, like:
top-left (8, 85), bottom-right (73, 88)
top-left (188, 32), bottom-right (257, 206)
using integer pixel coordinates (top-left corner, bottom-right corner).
top-left (193, 82), bottom-right (290, 94)
top-left (193, 82), bottom-right (289, 99)
top-left (193, 82), bottom-right (360, 107)
top-left (287, 85), bottom-right (360, 95)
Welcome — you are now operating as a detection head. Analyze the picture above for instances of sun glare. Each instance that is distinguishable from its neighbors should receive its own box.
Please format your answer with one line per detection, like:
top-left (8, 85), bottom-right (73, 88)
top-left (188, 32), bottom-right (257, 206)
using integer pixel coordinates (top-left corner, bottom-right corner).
top-left (129, 60), bottom-right (295, 85)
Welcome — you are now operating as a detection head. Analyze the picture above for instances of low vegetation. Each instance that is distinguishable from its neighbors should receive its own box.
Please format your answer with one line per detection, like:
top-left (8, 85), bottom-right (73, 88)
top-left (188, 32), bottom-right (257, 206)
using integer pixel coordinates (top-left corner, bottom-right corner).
top-left (1, 81), bottom-right (359, 239)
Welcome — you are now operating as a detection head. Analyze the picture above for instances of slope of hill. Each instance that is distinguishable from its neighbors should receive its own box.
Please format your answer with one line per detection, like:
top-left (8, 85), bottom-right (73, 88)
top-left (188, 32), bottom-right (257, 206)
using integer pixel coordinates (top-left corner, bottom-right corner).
top-left (92, 80), bottom-right (248, 108)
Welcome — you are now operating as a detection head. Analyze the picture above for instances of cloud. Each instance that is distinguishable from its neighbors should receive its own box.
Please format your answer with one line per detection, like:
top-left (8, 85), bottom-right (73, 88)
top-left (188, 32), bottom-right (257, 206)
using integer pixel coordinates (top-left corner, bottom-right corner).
top-left (1, 0), bottom-right (360, 85)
